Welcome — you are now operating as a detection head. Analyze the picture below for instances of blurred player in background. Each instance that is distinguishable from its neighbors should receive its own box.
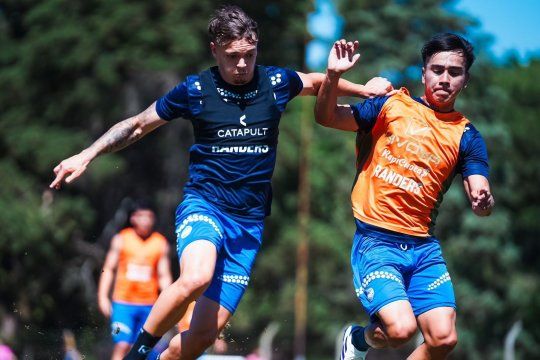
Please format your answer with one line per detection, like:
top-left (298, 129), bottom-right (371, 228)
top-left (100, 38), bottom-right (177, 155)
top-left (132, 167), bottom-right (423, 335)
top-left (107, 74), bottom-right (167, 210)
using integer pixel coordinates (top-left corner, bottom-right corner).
top-left (97, 202), bottom-right (172, 359)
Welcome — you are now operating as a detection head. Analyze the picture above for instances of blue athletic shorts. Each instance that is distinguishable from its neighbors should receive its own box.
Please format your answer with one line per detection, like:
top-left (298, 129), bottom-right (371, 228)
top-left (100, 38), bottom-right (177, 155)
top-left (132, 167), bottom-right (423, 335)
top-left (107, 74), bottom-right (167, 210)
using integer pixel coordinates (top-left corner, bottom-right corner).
top-left (175, 194), bottom-right (264, 314)
top-left (110, 302), bottom-right (153, 344)
top-left (351, 219), bottom-right (456, 318)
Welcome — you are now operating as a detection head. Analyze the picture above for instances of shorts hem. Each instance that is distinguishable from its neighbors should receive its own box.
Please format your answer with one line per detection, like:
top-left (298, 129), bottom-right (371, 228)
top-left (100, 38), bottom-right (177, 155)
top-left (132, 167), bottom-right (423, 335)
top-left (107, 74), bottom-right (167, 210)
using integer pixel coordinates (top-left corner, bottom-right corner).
top-left (413, 302), bottom-right (456, 317)
top-left (368, 296), bottom-right (409, 317)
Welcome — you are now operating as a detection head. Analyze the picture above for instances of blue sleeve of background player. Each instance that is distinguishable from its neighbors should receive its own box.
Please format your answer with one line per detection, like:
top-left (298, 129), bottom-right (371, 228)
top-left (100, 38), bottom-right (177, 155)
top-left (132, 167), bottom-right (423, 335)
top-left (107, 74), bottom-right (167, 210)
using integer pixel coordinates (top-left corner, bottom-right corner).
top-left (155, 75), bottom-right (201, 120)
top-left (458, 123), bottom-right (490, 178)
top-left (350, 97), bottom-right (389, 132)
top-left (266, 66), bottom-right (303, 112)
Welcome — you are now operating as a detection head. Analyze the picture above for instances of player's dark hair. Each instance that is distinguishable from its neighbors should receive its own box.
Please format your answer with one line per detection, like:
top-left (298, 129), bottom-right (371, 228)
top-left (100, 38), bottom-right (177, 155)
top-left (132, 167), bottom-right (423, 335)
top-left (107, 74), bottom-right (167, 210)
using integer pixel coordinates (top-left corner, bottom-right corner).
top-left (208, 5), bottom-right (258, 46)
top-left (129, 199), bottom-right (155, 216)
top-left (422, 33), bottom-right (475, 72)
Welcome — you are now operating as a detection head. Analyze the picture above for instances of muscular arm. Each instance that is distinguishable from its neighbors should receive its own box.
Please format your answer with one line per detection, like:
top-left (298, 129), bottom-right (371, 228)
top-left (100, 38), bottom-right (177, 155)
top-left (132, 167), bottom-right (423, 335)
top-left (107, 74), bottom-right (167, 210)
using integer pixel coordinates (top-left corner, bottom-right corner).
top-left (297, 71), bottom-right (393, 98)
top-left (97, 234), bottom-right (122, 317)
top-left (50, 102), bottom-right (167, 189)
top-left (157, 243), bottom-right (173, 291)
top-left (314, 71), bottom-right (360, 131)
top-left (314, 40), bottom-right (390, 131)
top-left (463, 174), bottom-right (495, 216)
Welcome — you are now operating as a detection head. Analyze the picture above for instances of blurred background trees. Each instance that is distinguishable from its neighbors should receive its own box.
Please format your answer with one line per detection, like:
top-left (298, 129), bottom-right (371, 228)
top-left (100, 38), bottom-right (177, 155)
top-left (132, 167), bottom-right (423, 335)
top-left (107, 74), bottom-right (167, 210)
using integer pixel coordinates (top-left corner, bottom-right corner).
top-left (0, 0), bottom-right (538, 359)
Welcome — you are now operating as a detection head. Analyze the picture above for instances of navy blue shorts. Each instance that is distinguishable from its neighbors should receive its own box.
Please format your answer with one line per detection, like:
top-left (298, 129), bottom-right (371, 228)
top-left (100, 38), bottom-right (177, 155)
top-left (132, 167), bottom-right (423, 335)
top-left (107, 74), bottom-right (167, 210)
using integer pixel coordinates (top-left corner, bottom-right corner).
top-left (175, 194), bottom-right (263, 313)
top-left (351, 220), bottom-right (456, 318)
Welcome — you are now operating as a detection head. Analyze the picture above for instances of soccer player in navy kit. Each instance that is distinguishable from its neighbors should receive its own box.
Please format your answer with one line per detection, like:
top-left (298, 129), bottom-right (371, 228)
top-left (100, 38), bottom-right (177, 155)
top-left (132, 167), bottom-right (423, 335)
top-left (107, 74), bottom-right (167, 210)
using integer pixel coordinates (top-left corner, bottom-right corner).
top-left (50, 6), bottom-right (394, 359)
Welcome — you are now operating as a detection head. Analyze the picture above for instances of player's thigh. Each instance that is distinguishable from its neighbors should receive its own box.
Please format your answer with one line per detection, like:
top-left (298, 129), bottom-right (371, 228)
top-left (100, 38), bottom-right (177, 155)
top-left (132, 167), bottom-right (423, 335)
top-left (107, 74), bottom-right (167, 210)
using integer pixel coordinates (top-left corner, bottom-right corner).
top-left (179, 240), bottom-right (218, 282)
top-left (376, 299), bottom-right (417, 339)
top-left (110, 303), bottom-right (138, 344)
top-left (351, 233), bottom-right (409, 317)
top-left (407, 241), bottom-right (455, 317)
top-left (416, 307), bottom-right (457, 346)
top-left (175, 197), bottom-right (225, 281)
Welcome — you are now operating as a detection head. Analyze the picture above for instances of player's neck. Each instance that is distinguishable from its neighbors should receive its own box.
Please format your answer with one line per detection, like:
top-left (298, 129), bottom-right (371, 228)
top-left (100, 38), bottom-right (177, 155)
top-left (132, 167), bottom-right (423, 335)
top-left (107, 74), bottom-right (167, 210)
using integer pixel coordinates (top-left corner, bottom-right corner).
top-left (420, 96), bottom-right (455, 113)
top-left (133, 228), bottom-right (152, 240)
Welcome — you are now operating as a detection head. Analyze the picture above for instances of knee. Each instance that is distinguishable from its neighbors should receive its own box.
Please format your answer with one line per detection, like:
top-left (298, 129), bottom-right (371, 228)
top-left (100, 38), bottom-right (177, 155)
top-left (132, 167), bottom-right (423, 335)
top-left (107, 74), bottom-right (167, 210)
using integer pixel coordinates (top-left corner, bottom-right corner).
top-left (176, 272), bottom-right (213, 296)
top-left (167, 335), bottom-right (182, 358)
top-left (386, 320), bottom-right (417, 348)
top-left (425, 329), bottom-right (458, 353)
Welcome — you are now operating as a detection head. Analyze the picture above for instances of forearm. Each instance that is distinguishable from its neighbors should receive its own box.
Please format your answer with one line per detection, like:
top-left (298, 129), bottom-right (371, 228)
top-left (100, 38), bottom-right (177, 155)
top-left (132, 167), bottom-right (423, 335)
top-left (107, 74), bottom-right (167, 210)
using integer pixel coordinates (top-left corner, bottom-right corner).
top-left (336, 78), bottom-right (371, 98)
top-left (86, 117), bottom-right (144, 159)
top-left (464, 175), bottom-right (495, 216)
top-left (97, 269), bottom-right (114, 300)
top-left (315, 71), bottom-right (341, 125)
top-left (307, 73), bottom-right (370, 98)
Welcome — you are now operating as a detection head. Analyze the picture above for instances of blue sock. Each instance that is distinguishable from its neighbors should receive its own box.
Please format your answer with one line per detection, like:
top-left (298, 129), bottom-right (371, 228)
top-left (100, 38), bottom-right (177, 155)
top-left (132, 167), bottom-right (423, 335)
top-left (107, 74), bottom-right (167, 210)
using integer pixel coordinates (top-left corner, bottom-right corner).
top-left (351, 326), bottom-right (370, 352)
top-left (124, 328), bottom-right (161, 360)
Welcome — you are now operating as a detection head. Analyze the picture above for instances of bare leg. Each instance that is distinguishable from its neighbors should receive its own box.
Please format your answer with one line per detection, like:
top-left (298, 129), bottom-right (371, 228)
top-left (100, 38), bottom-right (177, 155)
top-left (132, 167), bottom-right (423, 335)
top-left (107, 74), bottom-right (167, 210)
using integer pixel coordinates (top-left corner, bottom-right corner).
top-left (143, 240), bottom-right (217, 336)
top-left (366, 300), bottom-right (417, 349)
top-left (408, 307), bottom-right (457, 360)
top-left (159, 296), bottom-right (232, 360)
top-left (364, 321), bottom-right (388, 349)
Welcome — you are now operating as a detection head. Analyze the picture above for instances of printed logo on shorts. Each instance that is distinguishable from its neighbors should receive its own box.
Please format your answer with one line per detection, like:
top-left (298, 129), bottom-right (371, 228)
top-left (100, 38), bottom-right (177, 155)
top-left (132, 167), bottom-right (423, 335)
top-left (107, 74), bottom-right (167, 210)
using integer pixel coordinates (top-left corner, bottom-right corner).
top-left (111, 322), bottom-right (131, 336)
top-left (366, 288), bottom-right (375, 302)
top-left (180, 225), bottom-right (193, 239)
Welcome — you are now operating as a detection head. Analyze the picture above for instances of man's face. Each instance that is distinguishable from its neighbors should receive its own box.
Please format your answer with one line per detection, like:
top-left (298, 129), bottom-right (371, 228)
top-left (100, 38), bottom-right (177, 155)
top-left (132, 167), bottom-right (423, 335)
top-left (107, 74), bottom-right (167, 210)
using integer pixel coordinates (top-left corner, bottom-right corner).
top-left (130, 209), bottom-right (155, 237)
top-left (211, 38), bottom-right (258, 85)
top-left (422, 50), bottom-right (469, 112)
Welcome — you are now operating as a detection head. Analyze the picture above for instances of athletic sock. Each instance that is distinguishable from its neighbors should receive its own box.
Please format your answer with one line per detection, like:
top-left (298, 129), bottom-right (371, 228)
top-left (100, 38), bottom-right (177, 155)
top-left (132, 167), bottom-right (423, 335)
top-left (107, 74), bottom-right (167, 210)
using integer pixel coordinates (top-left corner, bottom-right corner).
top-left (351, 326), bottom-right (370, 352)
top-left (123, 328), bottom-right (162, 360)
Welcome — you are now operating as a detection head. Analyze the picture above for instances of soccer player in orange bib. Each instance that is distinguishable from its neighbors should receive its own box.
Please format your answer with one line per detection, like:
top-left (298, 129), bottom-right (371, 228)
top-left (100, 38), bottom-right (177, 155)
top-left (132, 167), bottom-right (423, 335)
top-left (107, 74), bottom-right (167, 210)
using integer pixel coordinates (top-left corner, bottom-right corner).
top-left (315, 34), bottom-right (495, 360)
top-left (98, 202), bottom-right (172, 360)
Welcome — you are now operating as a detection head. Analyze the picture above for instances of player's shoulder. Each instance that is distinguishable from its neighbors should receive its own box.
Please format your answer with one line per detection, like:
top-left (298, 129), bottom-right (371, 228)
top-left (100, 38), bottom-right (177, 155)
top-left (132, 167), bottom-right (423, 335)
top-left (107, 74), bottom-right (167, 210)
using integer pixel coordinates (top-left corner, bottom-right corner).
top-left (462, 121), bottom-right (482, 140)
top-left (263, 65), bottom-right (298, 85)
top-left (152, 231), bottom-right (168, 242)
top-left (182, 73), bottom-right (203, 93)
top-left (386, 87), bottom-right (415, 105)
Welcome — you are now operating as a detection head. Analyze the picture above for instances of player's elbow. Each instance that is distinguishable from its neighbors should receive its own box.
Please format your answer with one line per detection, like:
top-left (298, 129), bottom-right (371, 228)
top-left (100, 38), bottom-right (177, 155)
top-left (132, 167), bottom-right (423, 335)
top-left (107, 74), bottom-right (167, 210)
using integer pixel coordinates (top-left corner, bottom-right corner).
top-left (314, 107), bottom-right (335, 128)
top-left (315, 115), bottom-right (334, 128)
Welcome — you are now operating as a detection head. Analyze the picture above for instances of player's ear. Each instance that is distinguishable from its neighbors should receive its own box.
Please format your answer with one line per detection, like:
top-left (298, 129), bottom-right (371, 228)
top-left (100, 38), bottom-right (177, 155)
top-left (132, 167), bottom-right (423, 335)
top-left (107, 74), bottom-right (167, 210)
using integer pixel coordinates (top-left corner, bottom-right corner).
top-left (210, 42), bottom-right (217, 58)
top-left (421, 66), bottom-right (426, 85)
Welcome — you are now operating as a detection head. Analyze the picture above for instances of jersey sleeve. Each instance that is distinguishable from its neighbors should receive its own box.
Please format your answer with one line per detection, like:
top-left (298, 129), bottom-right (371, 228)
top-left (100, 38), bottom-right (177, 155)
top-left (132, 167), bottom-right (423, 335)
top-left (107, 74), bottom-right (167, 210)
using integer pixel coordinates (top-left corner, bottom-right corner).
top-left (266, 66), bottom-right (303, 112)
top-left (350, 96), bottom-right (389, 132)
top-left (457, 123), bottom-right (490, 178)
top-left (156, 75), bottom-right (201, 121)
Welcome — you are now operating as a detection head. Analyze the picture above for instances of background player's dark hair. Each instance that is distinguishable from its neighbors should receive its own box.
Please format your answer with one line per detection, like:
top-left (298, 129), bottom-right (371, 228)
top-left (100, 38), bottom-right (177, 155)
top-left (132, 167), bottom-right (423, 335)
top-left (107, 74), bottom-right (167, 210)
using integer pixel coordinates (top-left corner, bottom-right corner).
top-left (128, 199), bottom-right (155, 217)
top-left (208, 5), bottom-right (258, 46)
top-left (421, 33), bottom-right (475, 72)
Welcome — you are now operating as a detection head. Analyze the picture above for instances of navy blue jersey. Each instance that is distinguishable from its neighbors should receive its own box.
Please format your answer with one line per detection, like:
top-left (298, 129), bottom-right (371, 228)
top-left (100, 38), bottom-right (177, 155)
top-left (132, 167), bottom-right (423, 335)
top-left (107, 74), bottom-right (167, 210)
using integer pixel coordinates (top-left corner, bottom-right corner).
top-left (350, 95), bottom-right (489, 179)
top-left (156, 65), bottom-right (303, 219)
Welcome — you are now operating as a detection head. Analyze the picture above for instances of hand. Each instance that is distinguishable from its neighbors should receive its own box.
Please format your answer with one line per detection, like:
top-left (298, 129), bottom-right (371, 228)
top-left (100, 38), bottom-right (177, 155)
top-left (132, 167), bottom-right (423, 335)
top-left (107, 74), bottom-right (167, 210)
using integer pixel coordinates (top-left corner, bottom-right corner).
top-left (98, 297), bottom-right (112, 318)
top-left (471, 188), bottom-right (494, 215)
top-left (49, 151), bottom-right (93, 189)
top-left (363, 77), bottom-right (397, 98)
top-left (327, 39), bottom-right (361, 76)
